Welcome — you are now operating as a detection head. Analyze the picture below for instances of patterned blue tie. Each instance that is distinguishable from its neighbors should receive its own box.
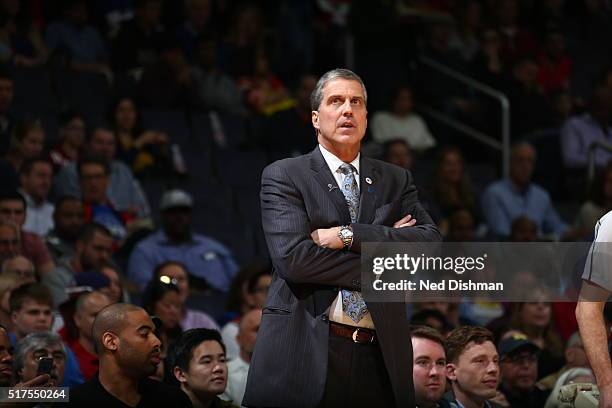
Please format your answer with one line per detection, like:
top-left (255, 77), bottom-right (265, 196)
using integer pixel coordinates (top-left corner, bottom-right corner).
top-left (338, 163), bottom-right (368, 323)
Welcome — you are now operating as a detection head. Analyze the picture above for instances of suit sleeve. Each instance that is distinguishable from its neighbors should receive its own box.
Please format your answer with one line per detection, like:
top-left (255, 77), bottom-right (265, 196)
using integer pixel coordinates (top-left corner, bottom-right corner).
top-left (261, 163), bottom-right (361, 289)
top-left (350, 169), bottom-right (442, 252)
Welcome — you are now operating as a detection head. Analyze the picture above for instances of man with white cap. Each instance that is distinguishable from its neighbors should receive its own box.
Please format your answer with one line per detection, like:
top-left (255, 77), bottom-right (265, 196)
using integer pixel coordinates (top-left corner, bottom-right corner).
top-left (128, 189), bottom-right (239, 291)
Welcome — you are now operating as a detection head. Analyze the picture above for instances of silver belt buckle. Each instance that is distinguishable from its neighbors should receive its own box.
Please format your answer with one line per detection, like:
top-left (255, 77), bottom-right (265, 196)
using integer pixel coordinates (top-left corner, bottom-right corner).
top-left (352, 328), bottom-right (374, 344)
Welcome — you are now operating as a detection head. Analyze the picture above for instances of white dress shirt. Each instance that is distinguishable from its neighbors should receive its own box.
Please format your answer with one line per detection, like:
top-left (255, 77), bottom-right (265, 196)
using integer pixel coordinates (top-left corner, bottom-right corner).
top-left (319, 144), bottom-right (374, 329)
top-left (21, 190), bottom-right (54, 236)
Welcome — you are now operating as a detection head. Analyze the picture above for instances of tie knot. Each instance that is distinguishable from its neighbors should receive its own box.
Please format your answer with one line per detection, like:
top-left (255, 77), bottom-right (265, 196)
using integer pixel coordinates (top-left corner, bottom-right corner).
top-left (338, 163), bottom-right (355, 175)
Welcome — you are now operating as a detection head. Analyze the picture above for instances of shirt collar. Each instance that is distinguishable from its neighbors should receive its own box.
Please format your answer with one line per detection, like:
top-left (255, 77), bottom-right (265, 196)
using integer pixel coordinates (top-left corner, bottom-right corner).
top-left (319, 144), bottom-right (360, 175)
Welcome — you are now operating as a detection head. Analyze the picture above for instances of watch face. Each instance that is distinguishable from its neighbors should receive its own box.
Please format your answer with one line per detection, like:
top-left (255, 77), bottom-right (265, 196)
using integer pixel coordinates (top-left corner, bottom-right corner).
top-left (340, 229), bottom-right (352, 238)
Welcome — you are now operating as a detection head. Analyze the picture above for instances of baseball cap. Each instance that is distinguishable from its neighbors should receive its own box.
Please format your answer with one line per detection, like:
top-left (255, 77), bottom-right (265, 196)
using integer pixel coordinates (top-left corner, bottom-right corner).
top-left (160, 189), bottom-right (193, 211)
top-left (498, 333), bottom-right (540, 358)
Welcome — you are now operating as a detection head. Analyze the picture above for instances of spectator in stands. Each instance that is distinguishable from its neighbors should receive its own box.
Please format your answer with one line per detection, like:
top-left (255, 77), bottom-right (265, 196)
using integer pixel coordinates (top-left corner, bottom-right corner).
top-left (505, 57), bottom-right (554, 137)
top-left (427, 147), bottom-right (477, 234)
top-left (42, 223), bottom-right (113, 307)
top-left (66, 291), bottom-right (111, 380)
top-left (53, 126), bottom-right (151, 218)
top-left (537, 27), bottom-right (572, 96)
top-left (19, 158), bottom-right (54, 237)
top-left (0, 65), bottom-right (14, 158)
top-left (137, 35), bottom-right (200, 109)
top-left (170, 328), bottom-right (237, 408)
top-left (111, 0), bottom-right (165, 73)
top-left (494, 0), bottom-right (538, 65)
top-left (509, 216), bottom-right (538, 242)
top-left (222, 264), bottom-right (270, 360)
top-left (574, 163), bottom-right (612, 240)
top-left (448, 0), bottom-right (482, 62)
top-left (218, 4), bottom-right (264, 79)
top-left (222, 308), bottom-right (261, 406)
top-left (176, 0), bottom-right (214, 61)
top-left (191, 34), bottom-right (244, 115)
top-left (0, 323), bottom-right (11, 385)
top-left (382, 139), bottom-right (414, 171)
top-left (142, 279), bottom-right (182, 346)
top-left (446, 208), bottom-right (476, 242)
top-left (482, 142), bottom-right (570, 239)
top-left (49, 111), bottom-right (86, 172)
top-left (508, 301), bottom-right (564, 378)
top-left (411, 309), bottom-right (451, 336)
top-left (551, 90), bottom-right (574, 127)
top-left (128, 189), bottom-right (238, 292)
top-left (543, 367), bottom-right (595, 408)
top-left (0, 220), bottom-right (18, 264)
top-left (538, 332), bottom-right (589, 392)
top-left (14, 332), bottom-right (66, 387)
top-left (69, 303), bottom-right (191, 407)
top-left (411, 326), bottom-right (448, 408)
top-left (0, 0), bottom-right (46, 67)
top-left (99, 262), bottom-right (126, 304)
top-left (371, 84), bottom-right (436, 152)
top-left (8, 283), bottom-right (83, 386)
top-left (561, 86), bottom-right (612, 169)
top-left (45, 0), bottom-right (109, 76)
top-left (498, 333), bottom-right (549, 407)
top-left (111, 96), bottom-right (171, 177)
top-left (445, 326), bottom-right (502, 408)
top-left (3, 119), bottom-right (45, 173)
top-left (154, 261), bottom-right (219, 331)
top-left (46, 196), bottom-right (84, 262)
top-left (2, 255), bottom-right (36, 283)
top-left (470, 27), bottom-right (507, 91)
top-left (0, 272), bottom-right (20, 330)
top-left (0, 191), bottom-right (55, 277)
top-left (77, 154), bottom-right (137, 243)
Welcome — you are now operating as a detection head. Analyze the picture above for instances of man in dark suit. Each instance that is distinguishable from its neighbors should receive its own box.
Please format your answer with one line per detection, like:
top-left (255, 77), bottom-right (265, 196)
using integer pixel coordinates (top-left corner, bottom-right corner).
top-left (243, 68), bottom-right (441, 408)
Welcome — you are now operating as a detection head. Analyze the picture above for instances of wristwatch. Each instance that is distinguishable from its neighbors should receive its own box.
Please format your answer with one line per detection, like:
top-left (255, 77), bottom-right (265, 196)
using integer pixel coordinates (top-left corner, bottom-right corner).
top-left (338, 225), bottom-right (353, 249)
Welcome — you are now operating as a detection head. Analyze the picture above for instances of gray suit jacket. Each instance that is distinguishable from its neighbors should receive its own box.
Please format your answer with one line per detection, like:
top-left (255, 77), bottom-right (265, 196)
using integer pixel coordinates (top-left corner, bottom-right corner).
top-left (243, 147), bottom-right (441, 408)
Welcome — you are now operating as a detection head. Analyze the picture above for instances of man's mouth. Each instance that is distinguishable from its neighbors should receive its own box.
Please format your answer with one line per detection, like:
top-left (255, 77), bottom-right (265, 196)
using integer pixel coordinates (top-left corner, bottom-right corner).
top-left (339, 122), bottom-right (354, 128)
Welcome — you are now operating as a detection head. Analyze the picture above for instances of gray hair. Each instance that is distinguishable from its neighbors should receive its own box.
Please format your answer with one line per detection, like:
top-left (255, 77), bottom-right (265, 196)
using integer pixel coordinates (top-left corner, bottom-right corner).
top-left (13, 332), bottom-right (65, 377)
top-left (310, 68), bottom-right (368, 111)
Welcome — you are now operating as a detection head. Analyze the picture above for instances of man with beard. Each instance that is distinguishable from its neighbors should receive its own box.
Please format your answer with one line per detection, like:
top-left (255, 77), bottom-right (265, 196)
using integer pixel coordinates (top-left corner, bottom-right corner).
top-left (45, 196), bottom-right (84, 262)
top-left (68, 303), bottom-right (191, 407)
top-left (42, 223), bottom-right (113, 307)
top-left (171, 328), bottom-right (237, 408)
top-left (411, 326), bottom-right (450, 408)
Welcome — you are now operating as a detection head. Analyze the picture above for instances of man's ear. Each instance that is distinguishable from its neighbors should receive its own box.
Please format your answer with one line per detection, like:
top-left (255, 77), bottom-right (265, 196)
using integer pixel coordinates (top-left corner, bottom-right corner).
top-left (446, 363), bottom-right (457, 381)
top-left (312, 110), bottom-right (319, 130)
top-left (102, 332), bottom-right (118, 351)
top-left (173, 366), bottom-right (187, 384)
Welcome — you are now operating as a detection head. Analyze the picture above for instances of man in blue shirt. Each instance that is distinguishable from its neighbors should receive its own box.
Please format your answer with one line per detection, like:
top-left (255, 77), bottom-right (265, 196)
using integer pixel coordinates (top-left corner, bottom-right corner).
top-left (128, 189), bottom-right (238, 291)
top-left (482, 142), bottom-right (574, 240)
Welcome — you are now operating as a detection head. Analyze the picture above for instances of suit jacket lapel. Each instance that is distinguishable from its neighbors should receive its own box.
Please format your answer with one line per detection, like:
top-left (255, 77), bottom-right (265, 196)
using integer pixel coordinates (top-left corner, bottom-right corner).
top-left (358, 157), bottom-right (378, 224)
top-left (310, 147), bottom-right (352, 224)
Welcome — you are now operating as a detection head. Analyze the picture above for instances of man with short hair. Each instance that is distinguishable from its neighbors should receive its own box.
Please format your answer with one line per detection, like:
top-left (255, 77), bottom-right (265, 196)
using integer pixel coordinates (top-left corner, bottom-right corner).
top-left (171, 328), bottom-right (237, 408)
top-left (445, 326), bottom-right (501, 408)
top-left (42, 223), bottom-right (113, 306)
top-left (382, 139), bottom-right (414, 170)
top-left (53, 127), bottom-right (150, 217)
top-left (128, 189), bottom-right (238, 291)
top-left (19, 158), bottom-right (55, 237)
top-left (0, 191), bottom-right (55, 276)
top-left (68, 303), bottom-right (192, 407)
top-left (14, 332), bottom-right (66, 387)
top-left (222, 308), bottom-right (261, 406)
top-left (8, 283), bottom-right (83, 386)
top-left (498, 333), bottom-right (550, 407)
top-left (46, 196), bottom-right (84, 261)
top-left (411, 326), bottom-right (449, 408)
top-left (67, 291), bottom-right (112, 380)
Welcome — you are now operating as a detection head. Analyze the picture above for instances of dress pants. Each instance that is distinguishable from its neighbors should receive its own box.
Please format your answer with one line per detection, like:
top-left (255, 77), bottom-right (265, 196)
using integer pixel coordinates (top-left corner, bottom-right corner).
top-left (318, 325), bottom-right (396, 407)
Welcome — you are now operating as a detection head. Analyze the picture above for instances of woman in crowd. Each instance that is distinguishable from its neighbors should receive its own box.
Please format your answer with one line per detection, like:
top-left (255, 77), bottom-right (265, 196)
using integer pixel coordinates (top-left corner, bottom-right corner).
top-left (110, 96), bottom-right (171, 177)
top-left (99, 262), bottom-right (128, 304)
top-left (49, 111), bottom-right (86, 172)
top-left (3, 119), bottom-right (45, 172)
top-left (154, 261), bottom-right (219, 331)
top-left (574, 162), bottom-right (612, 240)
top-left (142, 279), bottom-right (183, 347)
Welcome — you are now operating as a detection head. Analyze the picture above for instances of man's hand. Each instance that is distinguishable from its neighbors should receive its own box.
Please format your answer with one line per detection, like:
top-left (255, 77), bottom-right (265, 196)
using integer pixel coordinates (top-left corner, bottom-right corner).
top-left (15, 374), bottom-right (51, 387)
top-left (394, 214), bottom-right (417, 228)
top-left (311, 227), bottom-right (343, 249)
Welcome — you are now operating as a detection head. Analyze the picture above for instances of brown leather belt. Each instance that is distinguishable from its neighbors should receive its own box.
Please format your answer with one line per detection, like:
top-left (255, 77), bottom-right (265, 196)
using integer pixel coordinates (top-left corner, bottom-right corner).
top-left (329, 321), bottom-right (377, 344)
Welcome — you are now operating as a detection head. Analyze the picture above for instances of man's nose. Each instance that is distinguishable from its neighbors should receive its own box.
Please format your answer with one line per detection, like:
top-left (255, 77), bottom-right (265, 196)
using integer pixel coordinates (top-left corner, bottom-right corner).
top-left (341, 100), bottom-right (353, 115)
